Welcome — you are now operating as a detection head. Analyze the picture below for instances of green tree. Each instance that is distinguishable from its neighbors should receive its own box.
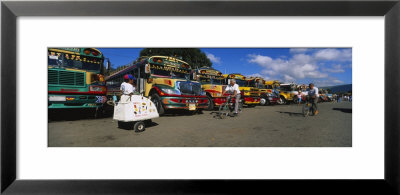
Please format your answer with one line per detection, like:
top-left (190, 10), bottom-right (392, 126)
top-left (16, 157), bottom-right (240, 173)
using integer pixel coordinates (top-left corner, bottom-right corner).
top-left (139, 48), bottom-right (212, 69)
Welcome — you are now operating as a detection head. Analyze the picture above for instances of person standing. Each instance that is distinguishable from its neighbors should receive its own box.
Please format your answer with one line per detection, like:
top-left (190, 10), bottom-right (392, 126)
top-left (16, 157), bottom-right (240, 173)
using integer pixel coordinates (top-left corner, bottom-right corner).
top-left (307, 83), bottom-right (319, 115)
top-left (223, 79), bottom-right (241, 116)
top-left (297, 90), bottom-right (302, 105)
top-left (120, 74), bottom-right (136, 95)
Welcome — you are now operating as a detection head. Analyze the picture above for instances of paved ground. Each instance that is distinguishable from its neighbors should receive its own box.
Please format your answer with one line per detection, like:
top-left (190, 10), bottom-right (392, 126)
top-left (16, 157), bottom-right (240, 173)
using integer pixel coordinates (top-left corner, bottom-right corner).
top-left (48, 101), bottom-right (352, 147)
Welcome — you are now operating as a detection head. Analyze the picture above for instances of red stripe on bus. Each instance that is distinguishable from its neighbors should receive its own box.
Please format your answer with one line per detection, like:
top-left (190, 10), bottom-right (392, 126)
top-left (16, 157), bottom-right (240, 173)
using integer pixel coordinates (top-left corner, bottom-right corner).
top-left (48, 91), bottom-right (106, 95)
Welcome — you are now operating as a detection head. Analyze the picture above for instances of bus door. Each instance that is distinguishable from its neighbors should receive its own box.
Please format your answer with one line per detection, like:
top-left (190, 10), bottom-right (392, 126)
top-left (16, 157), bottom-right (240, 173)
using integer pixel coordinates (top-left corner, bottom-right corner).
top-left (134, 65), bottom-right (146, 95)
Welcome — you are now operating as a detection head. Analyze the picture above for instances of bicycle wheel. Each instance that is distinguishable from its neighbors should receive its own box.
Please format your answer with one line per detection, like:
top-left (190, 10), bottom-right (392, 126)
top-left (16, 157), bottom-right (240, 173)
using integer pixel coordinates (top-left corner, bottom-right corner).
top-left (238, 100), bottom-right (244, 113)
top-left (311, 103), bottom-right (317, 115)
top-left (302, 103), bottom-right (310, 117)
top-left (218, 102), bottom-right (229, 119)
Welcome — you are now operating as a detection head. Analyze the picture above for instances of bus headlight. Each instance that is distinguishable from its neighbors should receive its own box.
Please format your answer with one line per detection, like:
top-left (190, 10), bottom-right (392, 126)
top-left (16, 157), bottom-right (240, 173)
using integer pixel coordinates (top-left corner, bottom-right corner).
top-left (89, 85), bottom-right (106, 92)
top-left (214, 92), bottom-right (222, 97)
top-left (160, 88), bottom-right (181, 95)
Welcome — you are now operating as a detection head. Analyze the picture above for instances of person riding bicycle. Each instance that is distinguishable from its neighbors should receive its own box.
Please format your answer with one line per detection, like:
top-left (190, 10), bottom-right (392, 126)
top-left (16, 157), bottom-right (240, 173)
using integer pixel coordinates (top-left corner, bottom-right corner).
top-left (306, 83), bottom-right (319, 115)
top-left (223, 79), bottom-right (241, 116)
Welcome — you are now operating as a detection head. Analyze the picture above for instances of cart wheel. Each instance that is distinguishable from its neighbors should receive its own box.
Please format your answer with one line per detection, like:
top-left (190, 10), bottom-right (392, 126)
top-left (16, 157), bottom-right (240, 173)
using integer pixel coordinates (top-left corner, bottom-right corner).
top-left (134, 121), bottom-right (145, 132)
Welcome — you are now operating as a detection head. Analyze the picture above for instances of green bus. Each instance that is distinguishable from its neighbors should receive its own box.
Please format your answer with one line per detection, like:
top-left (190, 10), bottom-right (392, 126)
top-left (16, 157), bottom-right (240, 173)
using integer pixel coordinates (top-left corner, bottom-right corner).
top-left (48, 48), bottom-right (109, 115)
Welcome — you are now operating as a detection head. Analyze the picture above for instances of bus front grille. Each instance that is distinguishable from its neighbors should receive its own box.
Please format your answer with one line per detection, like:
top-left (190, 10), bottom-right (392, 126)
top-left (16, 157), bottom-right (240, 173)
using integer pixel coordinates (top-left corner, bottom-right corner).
top-left (48, 69), bottom-right (85, 86)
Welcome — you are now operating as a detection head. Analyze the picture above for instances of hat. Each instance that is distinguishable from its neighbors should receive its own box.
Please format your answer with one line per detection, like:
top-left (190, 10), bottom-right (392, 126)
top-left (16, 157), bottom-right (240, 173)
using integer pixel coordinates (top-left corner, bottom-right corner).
top-left (124, 74), bottom-right (135, 80)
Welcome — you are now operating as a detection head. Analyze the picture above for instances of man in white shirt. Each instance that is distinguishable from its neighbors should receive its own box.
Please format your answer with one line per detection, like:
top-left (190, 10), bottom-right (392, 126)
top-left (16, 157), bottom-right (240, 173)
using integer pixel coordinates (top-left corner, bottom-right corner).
top-left (223, 79), bottom-right (241, 116)
top-left (307, 83), bottom-right (319, 115)
top-left (120, 74), bottom-right (136, 95)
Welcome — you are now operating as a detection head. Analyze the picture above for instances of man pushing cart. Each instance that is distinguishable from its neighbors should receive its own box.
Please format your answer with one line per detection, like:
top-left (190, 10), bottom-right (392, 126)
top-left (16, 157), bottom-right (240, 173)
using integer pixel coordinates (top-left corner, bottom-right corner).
top-left (113, 74), bottom-right (159, 132)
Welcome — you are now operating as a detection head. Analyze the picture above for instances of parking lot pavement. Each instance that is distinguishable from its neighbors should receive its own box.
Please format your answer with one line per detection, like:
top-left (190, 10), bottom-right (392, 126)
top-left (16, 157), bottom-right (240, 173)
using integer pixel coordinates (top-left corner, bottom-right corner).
top-left (48, 101), bottom-right (352, 147)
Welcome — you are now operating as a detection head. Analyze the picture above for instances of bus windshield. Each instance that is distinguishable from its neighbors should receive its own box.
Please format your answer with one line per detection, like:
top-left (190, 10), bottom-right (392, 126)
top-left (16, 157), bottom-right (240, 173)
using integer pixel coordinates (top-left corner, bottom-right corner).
top-left (280, 85), bottom-right (294, 91)
top-left (48, 56), bottom-right (62, 66)
top-left (258, 84), bottom-right (266, 89)
top-left (48, 53), bottom-right (102, 72)
top-left (200, 77), bottom-right (224, 85)
top-left (246, 81), bottom-right (256, 87)
top-left (235, 79), bottom-right (246, 87)
top-left (63, 58), bottom-right (101, 71)
top-left (151, 68), bottom-right (189, 80)
top-left (246, 80), bottom-right (265, 88)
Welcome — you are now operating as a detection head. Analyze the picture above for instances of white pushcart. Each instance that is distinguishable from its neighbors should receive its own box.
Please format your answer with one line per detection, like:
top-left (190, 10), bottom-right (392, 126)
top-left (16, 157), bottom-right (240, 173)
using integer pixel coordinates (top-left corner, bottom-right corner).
top-left (113, 94), bottom-right (159, 132)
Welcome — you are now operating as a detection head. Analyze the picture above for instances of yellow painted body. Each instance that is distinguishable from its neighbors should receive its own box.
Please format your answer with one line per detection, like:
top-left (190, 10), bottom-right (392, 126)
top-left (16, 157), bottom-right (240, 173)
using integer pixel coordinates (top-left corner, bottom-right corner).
top-left (144, 77), bottom-right (184, 96)
top-left (223, 74), bottom-right (260, 105)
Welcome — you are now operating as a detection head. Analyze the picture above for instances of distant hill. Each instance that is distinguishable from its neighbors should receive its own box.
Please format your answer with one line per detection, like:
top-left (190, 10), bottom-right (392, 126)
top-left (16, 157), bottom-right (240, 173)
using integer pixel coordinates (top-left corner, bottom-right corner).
top-left (320, 84), bottom-right (352, 94)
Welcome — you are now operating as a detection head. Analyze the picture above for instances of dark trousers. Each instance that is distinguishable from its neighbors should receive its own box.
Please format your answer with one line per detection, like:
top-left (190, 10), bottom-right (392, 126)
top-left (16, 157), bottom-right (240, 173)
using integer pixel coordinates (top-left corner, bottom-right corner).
top-left (312, 97), bottom-right (318, 111)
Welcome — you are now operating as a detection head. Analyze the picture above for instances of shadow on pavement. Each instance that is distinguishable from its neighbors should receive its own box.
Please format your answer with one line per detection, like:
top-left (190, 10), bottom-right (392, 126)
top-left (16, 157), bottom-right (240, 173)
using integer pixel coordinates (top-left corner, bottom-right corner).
top-left (117, 121), bottom-right (159, 131)
top-left (332, 108), bottom-right (352, 113)
top-left (48, 109), bottom-right (109, 122)
top-left (162, 109), bottom-right (205, 117)
top-left (277, 111), bottom-right (304, 117)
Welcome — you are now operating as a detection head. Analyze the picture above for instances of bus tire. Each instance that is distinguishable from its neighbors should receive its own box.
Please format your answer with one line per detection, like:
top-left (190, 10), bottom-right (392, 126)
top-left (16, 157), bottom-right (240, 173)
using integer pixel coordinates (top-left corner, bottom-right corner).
top-left (206, 95), bottom-right (214, 110)
top-left (278, 96), bottom-right (286, 105)
top-left (260, 97), bottom-right (267, 106)
top-left (151, 93), bottom-right (165, 115)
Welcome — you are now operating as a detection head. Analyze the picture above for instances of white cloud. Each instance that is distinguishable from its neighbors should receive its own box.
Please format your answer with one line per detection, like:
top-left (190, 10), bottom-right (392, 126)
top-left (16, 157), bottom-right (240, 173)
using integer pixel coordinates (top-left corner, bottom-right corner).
top-left (248, 53), bottom-right (328, 83)
top-left (313, 78), bottom-right (345, 87)
top-left (247, 48), bottom-right (351, 83)
top-left (246, 73), bottom-right (270, 80)
top-left (283, 75), bottom-right (295, 82)
top-left (322, 64), bottom-right (345, 73)
top-left (314, 48), bottom-right (352, 61)
top-left (333, 79), bottom-right (344, 84)
top-left (289, 48), bottom-right (309, 53)
top-left (206, 53), bottom-right (221, 64)
top-left (248, 55), bottom-right (272, 67)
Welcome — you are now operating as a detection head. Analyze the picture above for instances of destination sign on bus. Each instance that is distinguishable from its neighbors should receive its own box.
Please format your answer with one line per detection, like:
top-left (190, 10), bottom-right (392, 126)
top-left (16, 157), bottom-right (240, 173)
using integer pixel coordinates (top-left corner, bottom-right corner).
top-left (48, 52), bottom-right (101, 64)
top-left (163, 61), bottom-right (181, 67)
top-left (199, 69), bottom-right (222, 76)
top-left (151, 64), bottom-right (189, 74)
top-left (230, 74), bottom-right (245, 80)
top-left (57, 48), bottom-right (81, 52)
top-left (199, 75), bottom-right (222, 79)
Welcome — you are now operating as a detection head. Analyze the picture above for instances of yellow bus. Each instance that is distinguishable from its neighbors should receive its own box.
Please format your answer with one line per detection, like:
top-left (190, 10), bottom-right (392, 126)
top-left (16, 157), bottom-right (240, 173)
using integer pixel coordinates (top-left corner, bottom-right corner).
top-left (277, 83), bottom-right (298, 105)
top-left (223, 73), bottom-right (260, 106)
top-left (195, 67), bottom-right (227, 110)
top-left (247, 77), bottom-right (279, 106)
top-left (105, 56), bottom-right (208, 115)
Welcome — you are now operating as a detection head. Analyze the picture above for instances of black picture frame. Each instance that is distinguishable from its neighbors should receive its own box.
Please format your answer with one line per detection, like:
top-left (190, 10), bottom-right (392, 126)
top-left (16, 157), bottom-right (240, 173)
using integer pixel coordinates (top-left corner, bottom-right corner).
top-left (2, 0), bottom-right (399, 194)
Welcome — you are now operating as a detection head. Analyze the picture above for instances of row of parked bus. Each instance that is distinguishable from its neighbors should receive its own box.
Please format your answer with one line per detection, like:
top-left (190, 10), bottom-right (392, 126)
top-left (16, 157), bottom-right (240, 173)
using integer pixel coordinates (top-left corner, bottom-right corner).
top-left (47, 48), bottom-right (334, 117)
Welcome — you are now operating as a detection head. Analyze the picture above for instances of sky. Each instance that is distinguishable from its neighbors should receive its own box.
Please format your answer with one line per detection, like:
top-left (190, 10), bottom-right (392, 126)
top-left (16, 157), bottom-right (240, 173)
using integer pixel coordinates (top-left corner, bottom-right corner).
top-left (98, 48), bottom-right (352, 87)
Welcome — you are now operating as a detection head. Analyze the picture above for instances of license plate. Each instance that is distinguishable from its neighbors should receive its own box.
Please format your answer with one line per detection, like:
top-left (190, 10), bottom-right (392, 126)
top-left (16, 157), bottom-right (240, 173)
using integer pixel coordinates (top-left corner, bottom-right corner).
top-left (49, 96), bottom-right (66, 101)
top-left (189, 103), bottom-right (196, 111)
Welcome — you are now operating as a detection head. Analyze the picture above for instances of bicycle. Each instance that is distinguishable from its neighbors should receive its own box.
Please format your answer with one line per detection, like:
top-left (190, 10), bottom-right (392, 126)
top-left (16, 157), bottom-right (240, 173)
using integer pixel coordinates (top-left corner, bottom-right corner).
top-left (214, 94), bottom-right (243, 119)
top-left (302, 95), bottom-right (317, 117)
